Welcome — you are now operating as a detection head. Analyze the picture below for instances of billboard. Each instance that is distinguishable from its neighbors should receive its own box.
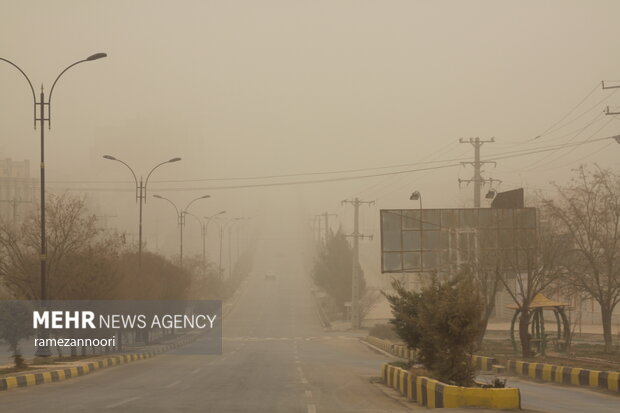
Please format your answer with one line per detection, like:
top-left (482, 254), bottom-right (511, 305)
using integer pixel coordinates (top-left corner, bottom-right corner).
top-left (380, 207), bottom-right (537, 273)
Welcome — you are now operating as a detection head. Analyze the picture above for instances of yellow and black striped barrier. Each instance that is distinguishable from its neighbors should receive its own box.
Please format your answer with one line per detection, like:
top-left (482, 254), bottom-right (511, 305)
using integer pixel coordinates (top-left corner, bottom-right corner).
top-left (506, 360), bottom-right (620, 394)
top-left (472, 355), bottom-right (498, 371)
top-left (0, 333), bottom-right (196, 391)
top-left (365, 336), bottom-right (415, 361)
top-left (383, 363), bottom-right (521, 409)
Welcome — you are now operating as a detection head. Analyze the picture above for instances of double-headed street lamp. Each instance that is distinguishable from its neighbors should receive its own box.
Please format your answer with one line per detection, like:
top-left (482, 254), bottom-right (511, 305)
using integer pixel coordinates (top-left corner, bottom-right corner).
top-left (1, 53), bottom-right (107, 360)
top-left (215, 217), bottom-right (243, 278)
top-left (153, 194), bottom-right (211, 267)
top-left (182, 210), bottom-right (226, 276)
top-left (103, 155), bottom-right (181, 266)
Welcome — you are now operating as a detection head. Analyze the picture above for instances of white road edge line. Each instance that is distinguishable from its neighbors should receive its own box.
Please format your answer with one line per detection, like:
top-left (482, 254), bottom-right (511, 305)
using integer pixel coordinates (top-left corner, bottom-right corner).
top-left (166, 380), bottom-right (181, 388)
top-left (106, 396), bottom-right (141, 409)
top-left (191, 368), bottom-right (202, 375)
top-left (307, 404), bottom-right (317, 413)
top-left (305, 390), bottom-right (313, 398)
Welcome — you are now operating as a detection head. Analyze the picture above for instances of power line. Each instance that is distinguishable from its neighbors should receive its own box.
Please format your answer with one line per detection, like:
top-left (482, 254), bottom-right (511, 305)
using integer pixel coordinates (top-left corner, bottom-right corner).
top-left (534, 82), bottom-right (600, 139)
top-left (534, 87), bottom-right (618, 140)
top-left (40, 134), bottom-right (620, 193)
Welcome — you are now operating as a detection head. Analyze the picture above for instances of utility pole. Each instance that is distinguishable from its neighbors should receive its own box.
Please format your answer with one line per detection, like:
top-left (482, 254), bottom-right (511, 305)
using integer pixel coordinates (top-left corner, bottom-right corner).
top-left (458, 137), bottom-right (500, 207)
top-left (341, 198), bottom-right (374, 329)
top-left (603, 81), bottom-right (620, 115)
top-left (315, 212), bottom-right (337, 243)
top-left (322, 212), bottom-right (337, 243)
top-left (313, 215), bottom-right (322, 243)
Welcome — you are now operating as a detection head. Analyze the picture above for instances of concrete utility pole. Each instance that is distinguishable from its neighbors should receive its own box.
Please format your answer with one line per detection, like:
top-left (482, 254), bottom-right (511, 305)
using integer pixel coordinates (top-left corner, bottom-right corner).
top-left (603, 81), bottom-right (620, 115)
top-left (313, 215), bottom-right (322, 242)
top-left (315, 212), bottom-right (337, 243)
top-left (341, 198), bottom-right (374, 329)
top-left (323, 212), bottom-right (337, 243)
top-left (458, 137), bottom-right (500, 207)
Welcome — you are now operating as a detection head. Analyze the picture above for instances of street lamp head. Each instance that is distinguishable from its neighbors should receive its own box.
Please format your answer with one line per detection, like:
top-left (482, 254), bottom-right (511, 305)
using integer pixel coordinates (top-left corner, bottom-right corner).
top-left (153, 194), bottom-right (163, 199)
top-left (486, 189), bottom-right (497, 200)
top-left (168, 157), bottom-right (182, 163)
top-left (218, 210), bottom-right (226, 215)
top-left (201, 195), bottom-right (211, 199)
top-left (102, 155), bottom-right (117, 161)
top-left (86, 53), bottom-right (107, 61)
top-left (409, 190), bottom-right (421, 201)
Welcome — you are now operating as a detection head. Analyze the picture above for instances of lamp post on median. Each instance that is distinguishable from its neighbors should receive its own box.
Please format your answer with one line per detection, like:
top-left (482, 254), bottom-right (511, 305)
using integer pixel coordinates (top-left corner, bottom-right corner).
top-left (1, 53), bottom-right (107, 360)
top-left (184, 210), bottom-right (226, 276)
top-left (102, 156), bottom-right (181, 266)
top-left (203, 211), bottom-right (226, 276)
top-left (153, 194), bottom-right (211, 268)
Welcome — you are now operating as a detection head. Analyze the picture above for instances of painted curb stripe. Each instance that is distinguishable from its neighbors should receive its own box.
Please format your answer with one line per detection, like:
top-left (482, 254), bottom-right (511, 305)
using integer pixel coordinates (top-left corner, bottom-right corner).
top-left (1, 333), bottom-right (198, 391)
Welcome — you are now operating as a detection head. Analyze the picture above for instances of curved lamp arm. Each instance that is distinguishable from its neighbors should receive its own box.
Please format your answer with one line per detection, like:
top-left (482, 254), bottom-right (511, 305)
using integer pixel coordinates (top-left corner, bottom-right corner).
top-left (144, 157), bottom-right (181, 201)
top-left (48, 53), bottom-right (107, 129)
top-left (184, 211), bottom-right (203, 230)
top-left (103, 155), bottom-right (139, 201)
top-left (153, 194), bottom-right (180, 225)
top-left (0, 57), bottom-right (36, 128)
top-left (205, 211), bottom-right (226, 231)
top-left (184, 195), bottom-right (211, 215)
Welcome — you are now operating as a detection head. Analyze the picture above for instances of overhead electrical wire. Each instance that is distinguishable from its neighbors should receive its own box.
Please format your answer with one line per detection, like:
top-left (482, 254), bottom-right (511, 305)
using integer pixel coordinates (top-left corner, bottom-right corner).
top-left (44, 134), bottom-right (619, 193)
top-left (533, 82), bottom-right (601, 140)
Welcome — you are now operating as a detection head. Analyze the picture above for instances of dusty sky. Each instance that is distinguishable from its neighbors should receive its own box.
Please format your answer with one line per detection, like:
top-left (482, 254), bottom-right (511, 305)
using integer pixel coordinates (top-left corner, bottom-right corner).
top-left (2, 1), bottom-right (620, 281)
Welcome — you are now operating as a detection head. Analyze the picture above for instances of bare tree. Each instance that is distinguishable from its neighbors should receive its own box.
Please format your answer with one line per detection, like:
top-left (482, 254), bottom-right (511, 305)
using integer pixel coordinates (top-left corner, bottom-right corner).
top-left (0, 193), bottom-right (125, 300)
top-left (543, 166), bottom-right (620, 353)
top-left (497, 210), bottom-right (565, 357)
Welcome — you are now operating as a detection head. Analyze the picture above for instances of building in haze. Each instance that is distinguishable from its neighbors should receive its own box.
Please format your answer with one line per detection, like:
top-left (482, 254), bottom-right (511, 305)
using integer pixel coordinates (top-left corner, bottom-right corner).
top-left (0, 158), bottom-right (36, 223)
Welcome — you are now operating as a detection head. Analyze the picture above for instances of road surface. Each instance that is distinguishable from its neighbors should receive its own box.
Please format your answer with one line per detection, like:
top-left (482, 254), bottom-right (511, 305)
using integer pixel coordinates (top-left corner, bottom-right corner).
top-left (1, 238), bottom-right (619, 412)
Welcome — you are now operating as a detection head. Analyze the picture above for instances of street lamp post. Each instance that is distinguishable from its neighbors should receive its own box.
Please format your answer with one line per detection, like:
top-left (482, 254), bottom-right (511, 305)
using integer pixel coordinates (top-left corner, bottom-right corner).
top-left (410, 190), bottom-right (423, 274)
top-left (202, 211), bottom-right (226, 276)
top-left (103, 156), bottom-right (181, 266)
top-left (153, 194), bottom-right (211, 267)
top-left (1, 53), bottom-right (107, 360)
top-left (218, 217), bottom-right (242, 278)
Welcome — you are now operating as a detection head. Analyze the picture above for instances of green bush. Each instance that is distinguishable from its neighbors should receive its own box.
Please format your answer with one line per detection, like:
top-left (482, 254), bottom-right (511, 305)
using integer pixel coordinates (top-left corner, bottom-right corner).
top-left (384, 272), bottom-right (483, 387)
top-left (369, 323), bottom-right (400, 341)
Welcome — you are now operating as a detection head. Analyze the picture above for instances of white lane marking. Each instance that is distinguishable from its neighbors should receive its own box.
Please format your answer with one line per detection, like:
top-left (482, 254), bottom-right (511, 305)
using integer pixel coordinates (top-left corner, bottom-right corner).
top-left (305, 390), bottom-right (313, 398)
top-left (166, 380), bottom-right (181, 388)
top-left (191, 368), bottom-right (202, 375)
top-left (301, 377), bottom-right (308, 384)
top-left (307, 404), bottom-right (316, 413)
top-left (106, 396), bottom-right (141, 409)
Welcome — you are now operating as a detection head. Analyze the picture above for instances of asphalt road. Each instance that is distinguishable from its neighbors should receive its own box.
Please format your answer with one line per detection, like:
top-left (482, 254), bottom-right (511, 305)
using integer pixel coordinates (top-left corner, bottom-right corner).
top-left (0, 243), bottom-right (413, 412)
top-left (2, 237), bottom-right (619, 412)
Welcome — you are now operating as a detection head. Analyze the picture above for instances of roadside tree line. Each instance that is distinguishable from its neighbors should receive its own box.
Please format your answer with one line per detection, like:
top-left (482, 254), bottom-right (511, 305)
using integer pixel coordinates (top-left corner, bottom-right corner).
top-left (389, 164), bottom-right (620, 357)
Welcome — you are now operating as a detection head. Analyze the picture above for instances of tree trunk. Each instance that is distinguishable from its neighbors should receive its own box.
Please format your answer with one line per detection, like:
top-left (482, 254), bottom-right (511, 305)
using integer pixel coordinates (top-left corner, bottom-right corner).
top-left (519, 307), bottom-right (531, 358)
top-left (476, 311), bottom-right (492, 350)
top-left (601, 304), bottom-right (614, 353)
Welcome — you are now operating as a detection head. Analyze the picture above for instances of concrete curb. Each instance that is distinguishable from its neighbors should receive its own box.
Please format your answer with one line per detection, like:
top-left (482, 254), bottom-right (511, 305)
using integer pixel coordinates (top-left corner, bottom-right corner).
top-left (0, 333), bottom-right (197, 392)
top-left (367, 335), bottom-right (620, 397)
top-left (383, 363), bottom-right (521, 409)
top-left (506, 359), bottom-right (620, 394)
top-left (364, 336), bottom-right (498, 373)
top-left (0, 280), bottom-right (250, 393)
